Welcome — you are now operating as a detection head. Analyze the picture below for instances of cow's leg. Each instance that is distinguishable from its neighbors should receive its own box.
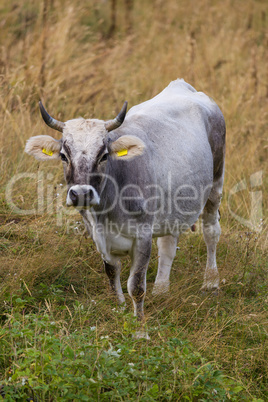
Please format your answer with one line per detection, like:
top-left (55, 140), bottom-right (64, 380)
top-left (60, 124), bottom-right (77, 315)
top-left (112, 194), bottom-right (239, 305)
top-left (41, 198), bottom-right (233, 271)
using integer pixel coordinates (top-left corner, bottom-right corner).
top-left (104, 261), bottom-right (125, 304)
top-left (202, 178), bottom-right (223, 290)
top-left (152, 235), bottom-right (177, 296)
top-left (127, 237), bottom-right (152, 323)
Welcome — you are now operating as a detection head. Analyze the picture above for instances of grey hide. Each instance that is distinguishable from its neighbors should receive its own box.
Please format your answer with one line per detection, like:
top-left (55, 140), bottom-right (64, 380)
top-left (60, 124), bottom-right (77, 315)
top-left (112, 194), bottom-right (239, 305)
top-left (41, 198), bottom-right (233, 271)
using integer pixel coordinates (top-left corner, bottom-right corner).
top-left (25, 79), bottom-right (226, 335)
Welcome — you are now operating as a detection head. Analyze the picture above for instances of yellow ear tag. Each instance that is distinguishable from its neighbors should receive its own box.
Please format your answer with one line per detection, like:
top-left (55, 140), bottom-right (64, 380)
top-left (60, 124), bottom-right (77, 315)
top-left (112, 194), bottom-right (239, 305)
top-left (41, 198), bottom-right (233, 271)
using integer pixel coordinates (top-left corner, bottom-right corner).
top-left (42, 148), bottom-right (54, 156)
top-left (116, 149), bottom-right (128, 157)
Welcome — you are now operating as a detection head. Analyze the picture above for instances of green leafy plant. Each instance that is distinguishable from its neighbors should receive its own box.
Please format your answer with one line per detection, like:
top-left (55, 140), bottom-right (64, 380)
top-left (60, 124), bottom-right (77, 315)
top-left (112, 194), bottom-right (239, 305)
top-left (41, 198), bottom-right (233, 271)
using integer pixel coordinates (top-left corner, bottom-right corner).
top-left (0, 305), bottom-right (250, 401)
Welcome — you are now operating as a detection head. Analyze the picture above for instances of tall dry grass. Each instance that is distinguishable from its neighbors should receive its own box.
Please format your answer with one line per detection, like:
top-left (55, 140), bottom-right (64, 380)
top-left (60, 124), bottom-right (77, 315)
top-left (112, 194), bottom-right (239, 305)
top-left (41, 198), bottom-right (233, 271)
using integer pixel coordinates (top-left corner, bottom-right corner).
top-left (0, 0), bottom-right (267, 398)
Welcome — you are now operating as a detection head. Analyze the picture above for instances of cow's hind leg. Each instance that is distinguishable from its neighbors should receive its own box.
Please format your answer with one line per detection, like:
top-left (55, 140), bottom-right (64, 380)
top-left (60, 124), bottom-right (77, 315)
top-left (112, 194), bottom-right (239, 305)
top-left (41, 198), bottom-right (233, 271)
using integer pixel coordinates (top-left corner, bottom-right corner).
top-left (152, 235), bottom-right (177, 296)
top-left (104, 261), bottom-right (125, 304)
top-left (202, 178), bottom-right (223, 290)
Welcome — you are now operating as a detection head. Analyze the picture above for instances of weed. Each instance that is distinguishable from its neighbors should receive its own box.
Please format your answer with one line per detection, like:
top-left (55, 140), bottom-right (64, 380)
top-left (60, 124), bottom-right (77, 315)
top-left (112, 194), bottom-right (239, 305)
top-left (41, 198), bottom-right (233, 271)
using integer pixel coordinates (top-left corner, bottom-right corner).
top-left (0, 299), bottom-right (249, 401)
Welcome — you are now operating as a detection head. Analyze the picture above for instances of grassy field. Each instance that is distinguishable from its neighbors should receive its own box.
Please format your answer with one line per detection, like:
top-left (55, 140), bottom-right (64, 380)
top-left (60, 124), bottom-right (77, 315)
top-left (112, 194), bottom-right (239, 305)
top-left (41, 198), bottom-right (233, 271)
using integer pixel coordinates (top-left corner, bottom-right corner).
top-left (0, 0), bottom-right (267, 400)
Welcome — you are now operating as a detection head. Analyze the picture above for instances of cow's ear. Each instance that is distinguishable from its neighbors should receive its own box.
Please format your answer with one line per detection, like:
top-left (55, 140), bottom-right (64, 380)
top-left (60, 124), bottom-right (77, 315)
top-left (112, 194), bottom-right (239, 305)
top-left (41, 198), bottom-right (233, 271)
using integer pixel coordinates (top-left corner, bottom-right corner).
top-left (109, 135), bottom-right (145, 160)
top-left (25, 135), bottom-right (61, 161)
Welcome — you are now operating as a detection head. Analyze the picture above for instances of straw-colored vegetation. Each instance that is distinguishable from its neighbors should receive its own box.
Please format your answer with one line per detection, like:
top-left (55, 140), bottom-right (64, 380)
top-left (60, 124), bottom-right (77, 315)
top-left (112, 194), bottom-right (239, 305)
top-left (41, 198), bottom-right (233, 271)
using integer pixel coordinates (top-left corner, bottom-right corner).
top-left (0, 0), bottom-right (267, 400)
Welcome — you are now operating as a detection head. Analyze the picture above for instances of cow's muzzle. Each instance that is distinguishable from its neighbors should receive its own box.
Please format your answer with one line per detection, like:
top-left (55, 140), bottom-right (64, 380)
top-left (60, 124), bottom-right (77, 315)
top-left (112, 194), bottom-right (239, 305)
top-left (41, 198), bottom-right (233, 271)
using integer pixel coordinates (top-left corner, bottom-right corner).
top-left (66, 185), bottom-right (100, 208)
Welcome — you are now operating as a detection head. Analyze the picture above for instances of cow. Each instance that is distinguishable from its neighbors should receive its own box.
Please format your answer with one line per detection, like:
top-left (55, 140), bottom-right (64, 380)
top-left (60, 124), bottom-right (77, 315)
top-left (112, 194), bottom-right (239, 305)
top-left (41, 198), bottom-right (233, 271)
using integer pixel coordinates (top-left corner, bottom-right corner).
top-left (25, 79), bottom-right (225, 337)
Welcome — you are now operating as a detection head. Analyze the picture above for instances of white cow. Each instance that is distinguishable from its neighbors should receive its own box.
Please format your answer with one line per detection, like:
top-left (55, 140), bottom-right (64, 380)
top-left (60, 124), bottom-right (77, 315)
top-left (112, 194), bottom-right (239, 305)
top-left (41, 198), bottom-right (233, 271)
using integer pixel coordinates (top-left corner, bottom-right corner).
top-left (25, 79), bottom-right (225, 333)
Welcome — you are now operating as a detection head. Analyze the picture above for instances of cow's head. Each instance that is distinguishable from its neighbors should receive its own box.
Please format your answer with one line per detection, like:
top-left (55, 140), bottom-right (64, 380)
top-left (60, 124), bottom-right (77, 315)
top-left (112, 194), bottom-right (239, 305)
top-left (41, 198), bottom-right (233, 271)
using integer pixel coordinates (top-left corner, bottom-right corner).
top-left (25, 102), bottom-right (145, 208)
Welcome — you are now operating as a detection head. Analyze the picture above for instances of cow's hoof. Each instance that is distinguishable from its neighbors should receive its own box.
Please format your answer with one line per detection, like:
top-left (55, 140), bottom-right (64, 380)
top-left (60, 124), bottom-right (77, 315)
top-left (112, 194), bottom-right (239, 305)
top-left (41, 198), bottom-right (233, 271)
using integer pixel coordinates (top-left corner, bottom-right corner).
top-left (117, 294), bottom-right (126, 305)
top-left (133, 330), bottom-right (150, 340)
top-left (152, 281), bottom-right (169, 296)
top-left (115, 303), bottom-right (126, 312)
top-left (201, 278), bottom-right (220, 291)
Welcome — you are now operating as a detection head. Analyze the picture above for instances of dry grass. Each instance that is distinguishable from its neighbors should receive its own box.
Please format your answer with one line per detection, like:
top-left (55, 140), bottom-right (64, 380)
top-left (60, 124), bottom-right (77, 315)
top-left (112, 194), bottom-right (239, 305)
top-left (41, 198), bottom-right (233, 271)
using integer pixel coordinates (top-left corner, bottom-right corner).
top-left (0, 0), bottom-right (267, 399)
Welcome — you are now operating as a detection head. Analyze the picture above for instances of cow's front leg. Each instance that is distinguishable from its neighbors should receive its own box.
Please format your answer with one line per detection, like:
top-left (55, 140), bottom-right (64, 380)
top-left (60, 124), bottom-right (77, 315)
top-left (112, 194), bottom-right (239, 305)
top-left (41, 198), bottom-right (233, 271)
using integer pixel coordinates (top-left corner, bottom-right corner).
top-left (104, 261), bottom-right (125, 304)
top-left (127, 237), bottom-right (152, 324)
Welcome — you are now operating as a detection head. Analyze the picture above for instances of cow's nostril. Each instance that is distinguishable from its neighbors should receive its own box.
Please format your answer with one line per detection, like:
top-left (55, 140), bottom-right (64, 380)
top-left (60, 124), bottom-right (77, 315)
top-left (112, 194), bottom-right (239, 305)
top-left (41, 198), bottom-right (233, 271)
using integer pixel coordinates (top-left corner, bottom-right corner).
top-left (69, 189), bottom-right (78, 205)
top-left (84, 189), bottom-right (94, 206)
top-left (84, 189), bottom-right (94, 199)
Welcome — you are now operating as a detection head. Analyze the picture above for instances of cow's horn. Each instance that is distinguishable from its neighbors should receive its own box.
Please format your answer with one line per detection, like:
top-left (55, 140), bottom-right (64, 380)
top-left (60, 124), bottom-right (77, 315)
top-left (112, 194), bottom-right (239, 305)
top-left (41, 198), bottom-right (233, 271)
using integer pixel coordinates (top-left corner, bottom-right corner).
top-left (39, 101), bottom-right (65, 133)
top-left (105, 101), bottom-right (128, 132)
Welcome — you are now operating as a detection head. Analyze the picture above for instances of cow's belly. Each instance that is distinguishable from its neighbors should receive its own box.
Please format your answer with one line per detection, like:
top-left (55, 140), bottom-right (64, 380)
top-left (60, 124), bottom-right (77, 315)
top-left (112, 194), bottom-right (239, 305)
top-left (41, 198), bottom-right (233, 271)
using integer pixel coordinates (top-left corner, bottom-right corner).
top-left (95, 231), bottom-right (133, 263)
top-left (151, 211), bottom-right (201, 237)
top-left (109, 235), bottom-right (133, 256)
top-left (151, 179), bottom-right (212, 237)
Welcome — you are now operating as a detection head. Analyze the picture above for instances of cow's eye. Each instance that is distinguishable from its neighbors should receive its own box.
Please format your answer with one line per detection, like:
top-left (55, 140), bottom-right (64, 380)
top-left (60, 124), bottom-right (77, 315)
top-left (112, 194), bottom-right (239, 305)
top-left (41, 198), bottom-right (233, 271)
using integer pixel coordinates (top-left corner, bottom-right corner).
top-left (60, 152), bottom-right (68, 163)
top-left (100, 153), bottom-right (108, 163)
